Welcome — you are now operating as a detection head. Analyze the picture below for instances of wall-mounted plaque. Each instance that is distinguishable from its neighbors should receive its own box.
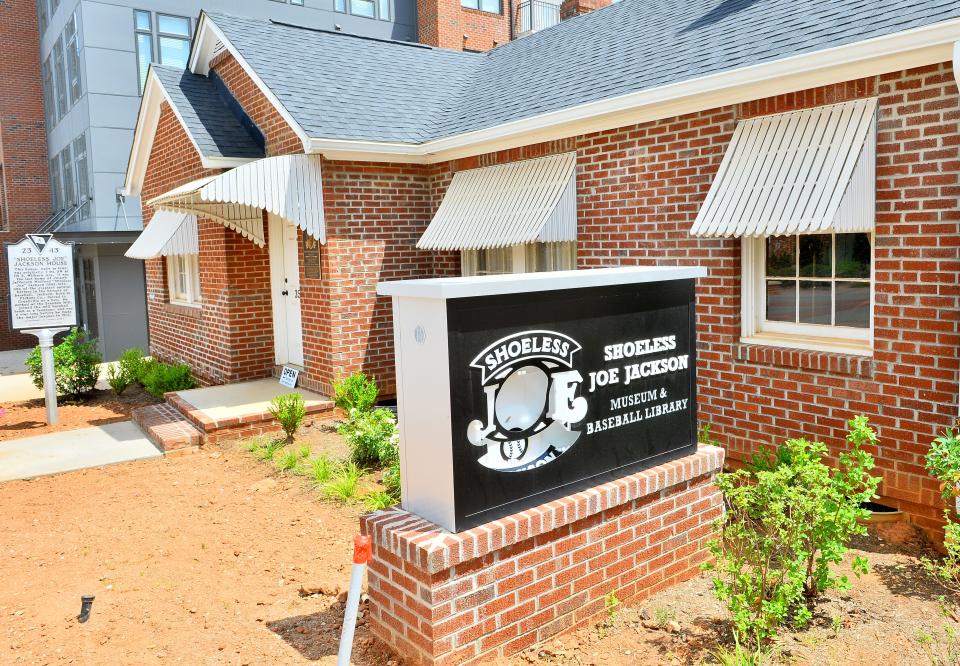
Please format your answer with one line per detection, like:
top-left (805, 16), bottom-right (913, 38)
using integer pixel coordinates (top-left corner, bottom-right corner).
top-left (380, 266), bottom-right (705, 532)
top-left (6, 234), bottom-right (77, 331)
top-left (303, 235), bottom-right (321, 279)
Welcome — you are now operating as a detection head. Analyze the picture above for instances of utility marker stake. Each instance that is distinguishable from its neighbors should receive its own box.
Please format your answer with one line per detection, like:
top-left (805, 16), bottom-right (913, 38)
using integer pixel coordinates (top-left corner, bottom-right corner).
top-left (337, 534), bottom-right (372, 666)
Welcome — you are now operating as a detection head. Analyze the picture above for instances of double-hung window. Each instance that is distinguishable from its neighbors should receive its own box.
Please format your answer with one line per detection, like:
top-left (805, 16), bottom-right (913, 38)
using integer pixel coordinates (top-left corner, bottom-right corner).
top-left (52, 39), bottom-right (67, 119)
top-left (64, 14), bottom-right (82, 105)
top-left (461, 242), bottom-right (576, 277)
top-left (166, 255), bottom-right (202, 307)
top-left (72, 134), bottom-right (90, 219)
top-left (690, 99), bottom-right (878, 355)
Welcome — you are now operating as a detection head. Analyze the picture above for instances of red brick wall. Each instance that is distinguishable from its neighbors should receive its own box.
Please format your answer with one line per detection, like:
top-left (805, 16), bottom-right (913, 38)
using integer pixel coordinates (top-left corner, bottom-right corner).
top-left (141, 103), bottom-right (275, 385)
top-left (418, 0), bottom-right (511, 51)
top-left (363, 446), bottom-right (724, 664)
top-left (424, 65), bottom-right (959, 531)
top-left (0, 0), bottom-right (51, 350)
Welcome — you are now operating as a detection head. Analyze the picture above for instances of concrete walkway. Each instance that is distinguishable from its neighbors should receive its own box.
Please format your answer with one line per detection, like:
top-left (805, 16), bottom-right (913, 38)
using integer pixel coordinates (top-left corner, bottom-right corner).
top-left (0, 348), bottom-right (31, 376)
top-left (0, 421), bottom-right (162, 482)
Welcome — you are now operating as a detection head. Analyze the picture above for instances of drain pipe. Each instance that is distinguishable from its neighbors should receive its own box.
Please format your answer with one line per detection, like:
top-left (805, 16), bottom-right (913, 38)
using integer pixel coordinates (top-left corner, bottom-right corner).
top-left (78, 595), bottom-right (95, 623)
top-left (337, 534), bottom-right (372, 666)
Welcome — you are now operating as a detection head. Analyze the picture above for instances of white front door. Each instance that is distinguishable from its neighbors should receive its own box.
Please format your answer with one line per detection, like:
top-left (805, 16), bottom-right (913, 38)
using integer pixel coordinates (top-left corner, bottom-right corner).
top-left (268, 214), bottom-right (304, 366)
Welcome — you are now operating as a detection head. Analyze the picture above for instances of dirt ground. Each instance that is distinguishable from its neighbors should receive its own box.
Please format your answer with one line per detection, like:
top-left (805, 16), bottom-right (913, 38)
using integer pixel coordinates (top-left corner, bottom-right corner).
top-left (0, 386), bottom-right (158, 441)
top-left (2, 431), bottom-right (959, 665)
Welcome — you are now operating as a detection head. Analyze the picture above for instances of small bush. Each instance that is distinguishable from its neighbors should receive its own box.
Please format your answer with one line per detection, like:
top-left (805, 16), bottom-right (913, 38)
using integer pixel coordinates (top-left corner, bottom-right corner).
top-left (383, 459), bottom-right (401, 498)
top-left (106, 364), bottom-right (130, 395)
top-left (338, 408), bottom-right (397, 467)
top-left (269, 393), bottom-right (307, 444)
top-left (275, 447), bottom-right (306, 474)
top-left (704, 415), bottom-right (880, 649)
top-left (307, 454), bottom-right (338, 486)
top-left (141, 361), bottom-right (196, 399)
top-left (333, 372), bottom-right (378, 413)
top-left (25, 327), bottom-right (101, 399)
top-left (923, 429), bottom-right (960, 594)
top-left (118, 347), bottom-right (149, 385)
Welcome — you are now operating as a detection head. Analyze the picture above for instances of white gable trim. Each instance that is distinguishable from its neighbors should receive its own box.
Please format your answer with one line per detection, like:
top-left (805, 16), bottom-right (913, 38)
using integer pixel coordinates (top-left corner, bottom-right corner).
top-left (189, 13), bottom-right (311, 153)
top-left (123, 67), bottom-right (254, 197)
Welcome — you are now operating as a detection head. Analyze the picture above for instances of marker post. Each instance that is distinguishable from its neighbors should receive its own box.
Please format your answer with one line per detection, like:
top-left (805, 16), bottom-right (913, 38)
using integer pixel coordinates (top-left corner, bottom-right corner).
top-left (337, 534), bottom-right (372, 666)
top-left (24, 328), bottom-right (66, 425)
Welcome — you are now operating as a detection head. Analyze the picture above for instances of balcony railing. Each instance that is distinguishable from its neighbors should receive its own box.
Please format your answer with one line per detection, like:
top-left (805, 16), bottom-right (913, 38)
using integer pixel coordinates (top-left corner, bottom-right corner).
top-left (515, 0), bottom-right (560, 36)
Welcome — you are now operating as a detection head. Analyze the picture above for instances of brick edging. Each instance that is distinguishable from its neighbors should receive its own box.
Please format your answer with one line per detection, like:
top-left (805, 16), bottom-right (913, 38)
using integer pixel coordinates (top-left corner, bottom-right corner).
top-left (362, 445), bottom-right (724, 575)
top-left (165, 391), bottom-right (334, 433)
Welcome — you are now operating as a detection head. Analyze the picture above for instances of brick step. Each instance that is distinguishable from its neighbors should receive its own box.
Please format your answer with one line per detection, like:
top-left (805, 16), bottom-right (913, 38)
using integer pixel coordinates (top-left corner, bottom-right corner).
top-left (132, 403), bottom-right (204, 454)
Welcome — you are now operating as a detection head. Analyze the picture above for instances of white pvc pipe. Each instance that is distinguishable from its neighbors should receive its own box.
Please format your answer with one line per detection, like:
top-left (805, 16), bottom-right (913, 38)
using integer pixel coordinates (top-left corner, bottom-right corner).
top-left (337, 535), bottom-right (371, 666)
top-left (25, 328), bottom-right (63, 425)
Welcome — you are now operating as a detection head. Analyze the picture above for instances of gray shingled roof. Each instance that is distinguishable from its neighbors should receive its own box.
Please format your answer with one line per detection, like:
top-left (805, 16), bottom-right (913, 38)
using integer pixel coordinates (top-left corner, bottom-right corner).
top-left (152, 64), bottom-right (265, 159)
top-left (207, 0), bottom-right (960, 145)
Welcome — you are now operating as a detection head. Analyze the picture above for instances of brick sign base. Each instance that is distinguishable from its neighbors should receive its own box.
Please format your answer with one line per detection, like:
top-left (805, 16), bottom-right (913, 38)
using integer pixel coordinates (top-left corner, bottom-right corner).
top-left (361, 445), bottom-right (724, 664)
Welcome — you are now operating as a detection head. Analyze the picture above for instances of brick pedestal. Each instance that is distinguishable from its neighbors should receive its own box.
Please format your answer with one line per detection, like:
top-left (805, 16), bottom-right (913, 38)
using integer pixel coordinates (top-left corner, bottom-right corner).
top-left (361, 445), bottom-right (724, 664)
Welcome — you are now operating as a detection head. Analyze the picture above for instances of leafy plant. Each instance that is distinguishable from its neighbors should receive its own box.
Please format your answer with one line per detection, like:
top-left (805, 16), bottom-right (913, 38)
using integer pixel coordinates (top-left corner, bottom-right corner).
top-left (106, 363), bottom-right (130, 395)
top-left (251, 438), bottom-right (286, 462)
top-left (699, 422), bottom-right (721, 447)
top-left (918, 625), bottom-right (960, 666)
top-left (275, 448), bottom-right (302, 473)
top-left (339, 407), bottom-right (398, 467)
top-left (383, 459), bottom-right (401, 498)
top-left (653, 607), bottom-right (676, 628)
top-left (324, 462), bottom-right (363, 502)
top-left (605, 590), bottom-right (620, 623)
top-left (25, 327), bottom-right (102, 399)
top-left (141, 361), bottom-right (196, 399)
top-left (710, 635), bottom-right (772, 666)
top-left (703, 416), bottom-right (880, 649)
top-left (923, 429), bottom-right (960, 594)
top-left (269, 393), bottom-right (307, 445)
top-left (333, 372), bottom-right (378, 414)
top-left (118, 347), bottom-right (149, 385)
top-left (363, 491), bottom-right (398, 511)
top-left (307, 454), bottom-right (338, 486)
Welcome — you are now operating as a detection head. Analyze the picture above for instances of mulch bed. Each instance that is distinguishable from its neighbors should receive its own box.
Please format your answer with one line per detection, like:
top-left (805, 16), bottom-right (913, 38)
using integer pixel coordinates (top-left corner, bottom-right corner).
top-left (0, 386), bottom-right (158, 441)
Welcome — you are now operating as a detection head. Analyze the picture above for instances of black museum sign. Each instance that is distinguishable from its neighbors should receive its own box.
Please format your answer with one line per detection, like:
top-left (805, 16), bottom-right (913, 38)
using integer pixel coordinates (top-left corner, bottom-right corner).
top-left (378, 266), bottom-right (705, 532)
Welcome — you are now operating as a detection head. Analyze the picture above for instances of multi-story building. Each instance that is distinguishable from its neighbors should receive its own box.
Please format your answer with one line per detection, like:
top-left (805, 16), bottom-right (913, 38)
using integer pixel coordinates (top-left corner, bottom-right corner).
top-left (26, 0), bottom-right (420, 358)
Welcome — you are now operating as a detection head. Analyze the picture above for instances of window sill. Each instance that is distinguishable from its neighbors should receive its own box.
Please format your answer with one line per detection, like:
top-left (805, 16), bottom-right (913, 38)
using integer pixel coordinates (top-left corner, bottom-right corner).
top-left (461, 6), bottom-right (502, 16)
top-left (162, 302), bottom-right (203, 318)
top-left (736, 335), bottom-right (874, 378)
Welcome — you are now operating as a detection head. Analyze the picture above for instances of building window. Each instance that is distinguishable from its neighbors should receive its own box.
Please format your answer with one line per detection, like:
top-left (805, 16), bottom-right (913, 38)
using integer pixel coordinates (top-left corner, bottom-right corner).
top-left (166, 254), bottom-right (202, 306)
top-left (52, 38), bottom-right (67, 119)
top-left (461, 0), bottom-right (500, 13)
top-left (135, 11), bottom-right (193, 94)
top-left (64, 14), bottom-right (82, 106)
top-left (462, 241), bottom-right (576, 277)
top-left (41, 57), bottom-right (55, 128)
top-left (334, 0), bottom-right (390, 21)
top-left (37, 0), bottom-right (48, 33)
top-left (743, 233), bottom-right (872, 351)
top-left (72, 134), bottom-right (90, 220)
top-left (49, 157), bottom-right (62, 211)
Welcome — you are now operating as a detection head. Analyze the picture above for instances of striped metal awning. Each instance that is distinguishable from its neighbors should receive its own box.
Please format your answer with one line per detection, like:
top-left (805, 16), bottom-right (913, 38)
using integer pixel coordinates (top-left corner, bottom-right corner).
top-left (418, 152), bottom-right (577, 250)
top-left (147, 154), bottom-right (326, 247)
top-left (125, 210), bottom-right (198, 259)
top-left (690, 98), bottom-right (877, 238)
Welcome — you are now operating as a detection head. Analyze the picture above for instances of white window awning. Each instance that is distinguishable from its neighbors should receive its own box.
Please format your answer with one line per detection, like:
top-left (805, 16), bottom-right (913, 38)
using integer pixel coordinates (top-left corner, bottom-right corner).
top-left (417, 152), bottom-right (577, 250)
top-left (690, 98), bottom-right (877, 238)
top-left (146, 154), bottom-right (326, 247)
top-left (125, 210), bottom-right (198, 259)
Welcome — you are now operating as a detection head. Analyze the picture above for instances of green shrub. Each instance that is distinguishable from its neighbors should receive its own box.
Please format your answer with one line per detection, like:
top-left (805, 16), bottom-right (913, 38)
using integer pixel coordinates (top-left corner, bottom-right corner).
top-left (703, 415), bottom-right (880, 649)
top-left (106, 363), bottom-right (130, 395)
top-left (307, 454), bottom-right (338, 486)
top-left (25, 327), bottom-right (101, 398)
top-left (338, 407), bottom-right (397, 467)
top-left (383, 460), bottom-right (401, 498)
top-left (363, 491), bottom-right (398, 511)
top-left (269, 393), bottom-right (307, 444)
top-left (922, 429), bottom-right (960, 594)
top-left (333, 372), bottom-right (378, 413)
top-left (118, 347), bottom-right (149, 385)
top-left (141, 361), bottom-right (197, 399)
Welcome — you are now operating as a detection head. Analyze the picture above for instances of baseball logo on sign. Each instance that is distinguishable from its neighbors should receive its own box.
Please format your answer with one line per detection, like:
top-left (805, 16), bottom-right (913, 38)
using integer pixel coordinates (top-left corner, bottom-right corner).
top-left (465, 330), bottom-right (588, 472)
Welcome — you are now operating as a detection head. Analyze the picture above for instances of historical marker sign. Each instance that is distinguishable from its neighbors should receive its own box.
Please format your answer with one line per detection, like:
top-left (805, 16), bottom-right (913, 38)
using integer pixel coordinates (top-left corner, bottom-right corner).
top-left (6, 234), bottom-right (77, 331)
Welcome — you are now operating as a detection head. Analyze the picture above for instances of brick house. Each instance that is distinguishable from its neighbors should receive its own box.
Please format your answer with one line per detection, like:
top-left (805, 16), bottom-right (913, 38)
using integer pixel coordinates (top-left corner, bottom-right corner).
top-left (123, 2), bottom-right (960, 538)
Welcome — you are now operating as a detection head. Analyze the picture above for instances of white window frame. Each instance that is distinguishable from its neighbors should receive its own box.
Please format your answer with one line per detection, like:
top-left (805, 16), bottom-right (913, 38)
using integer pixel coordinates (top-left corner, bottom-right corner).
top-left (741, 233), bottom-right (874, 356)
top-left (166, 254), bottom-right (202, 307)
top-left (134, 10), bottom-right (193, 94)
top-left (461, 241), bottom-right (576, 277)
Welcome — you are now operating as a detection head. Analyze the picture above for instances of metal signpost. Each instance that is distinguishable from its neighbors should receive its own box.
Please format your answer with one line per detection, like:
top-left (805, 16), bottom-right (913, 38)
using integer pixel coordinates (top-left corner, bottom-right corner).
top-left (5, 234), bottom-right (78, 425)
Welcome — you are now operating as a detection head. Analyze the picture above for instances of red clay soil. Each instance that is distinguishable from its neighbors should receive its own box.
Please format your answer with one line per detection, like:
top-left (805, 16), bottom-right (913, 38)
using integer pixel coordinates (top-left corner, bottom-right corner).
top-left (0, 387), bottom-right (158, 442)
top-left (0, 443), bottom-right (398, 665)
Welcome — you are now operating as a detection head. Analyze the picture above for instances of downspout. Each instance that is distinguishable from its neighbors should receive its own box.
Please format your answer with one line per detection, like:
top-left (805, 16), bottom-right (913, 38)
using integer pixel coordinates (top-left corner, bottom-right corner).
top-left (954, 41), bottom-right (960, 425)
